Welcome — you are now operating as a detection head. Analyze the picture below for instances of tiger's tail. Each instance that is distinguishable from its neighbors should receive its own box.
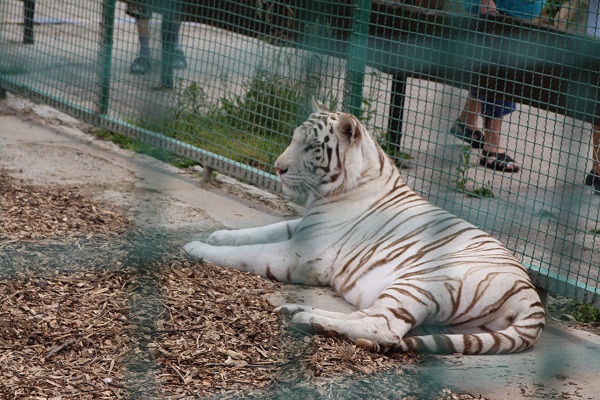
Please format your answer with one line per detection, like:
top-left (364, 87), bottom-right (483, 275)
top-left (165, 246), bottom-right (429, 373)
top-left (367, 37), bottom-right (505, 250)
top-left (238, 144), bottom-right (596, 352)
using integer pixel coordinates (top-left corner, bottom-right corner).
top-left (356, 312), bottom-right (546, 355)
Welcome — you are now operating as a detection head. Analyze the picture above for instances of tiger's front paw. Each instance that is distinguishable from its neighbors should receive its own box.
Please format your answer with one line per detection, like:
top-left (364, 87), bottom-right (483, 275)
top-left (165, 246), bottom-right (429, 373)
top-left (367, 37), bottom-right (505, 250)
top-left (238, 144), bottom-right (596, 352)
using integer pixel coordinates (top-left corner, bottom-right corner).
top-left (206, 229), bottom-right (237, 246)
top-left (184, 241), bottom-right (214, 260)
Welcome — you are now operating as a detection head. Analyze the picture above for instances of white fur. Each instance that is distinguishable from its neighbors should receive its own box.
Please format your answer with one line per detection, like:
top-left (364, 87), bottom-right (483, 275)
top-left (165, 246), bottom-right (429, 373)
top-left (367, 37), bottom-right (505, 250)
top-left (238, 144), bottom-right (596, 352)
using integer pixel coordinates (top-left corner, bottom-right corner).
top-left (185, 100), bottom-right (545, 354)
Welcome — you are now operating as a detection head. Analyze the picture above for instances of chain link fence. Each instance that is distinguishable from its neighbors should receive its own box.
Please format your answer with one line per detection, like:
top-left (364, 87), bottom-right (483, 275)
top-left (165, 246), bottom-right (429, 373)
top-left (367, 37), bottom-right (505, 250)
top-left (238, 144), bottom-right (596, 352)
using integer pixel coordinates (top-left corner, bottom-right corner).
top-left (1, 0), bottom-right (599, 305)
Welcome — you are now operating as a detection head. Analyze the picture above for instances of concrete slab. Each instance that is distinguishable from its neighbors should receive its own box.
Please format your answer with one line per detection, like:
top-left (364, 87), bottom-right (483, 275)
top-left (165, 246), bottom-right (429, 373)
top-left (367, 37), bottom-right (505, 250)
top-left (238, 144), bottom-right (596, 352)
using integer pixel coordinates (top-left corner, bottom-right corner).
top-left (1, 5), bottom-right (598, 292)
top-left (422, 322), bottom-right (600, 400)
top-left (0, 110), bottom-right (290, 234)
top-left (268, 284), bottom-right (600, 400)
top-left (1, 96), bottom-right (600, 400)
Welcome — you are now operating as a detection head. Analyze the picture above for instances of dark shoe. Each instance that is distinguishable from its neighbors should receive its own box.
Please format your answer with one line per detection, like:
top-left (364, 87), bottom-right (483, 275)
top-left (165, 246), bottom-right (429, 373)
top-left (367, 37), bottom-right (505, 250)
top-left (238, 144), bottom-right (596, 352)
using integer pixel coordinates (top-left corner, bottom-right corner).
top-left (172, 49), bottom-right (187, 70)
top-left (449, 118), bottom-right (485, 149)
top-left (130, 56), bottom-right (151, 75)
top-left (585, 170), bottom-right (600, 195)
top-left (479, 150), bottom-right (520, 173)
top-left (584, 169), bottom-right (600, 186)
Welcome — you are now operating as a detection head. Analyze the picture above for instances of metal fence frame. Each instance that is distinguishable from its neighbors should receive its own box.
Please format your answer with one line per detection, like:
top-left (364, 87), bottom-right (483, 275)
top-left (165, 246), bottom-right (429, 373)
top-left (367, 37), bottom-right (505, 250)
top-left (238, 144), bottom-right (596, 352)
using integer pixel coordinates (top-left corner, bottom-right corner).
top-left (1, 0), bottom-right (599, 306)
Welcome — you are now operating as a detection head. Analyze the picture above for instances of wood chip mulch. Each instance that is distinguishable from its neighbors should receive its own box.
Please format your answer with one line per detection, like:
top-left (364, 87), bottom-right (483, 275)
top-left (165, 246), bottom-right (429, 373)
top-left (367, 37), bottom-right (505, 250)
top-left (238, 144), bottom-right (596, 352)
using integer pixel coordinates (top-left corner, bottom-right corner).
top-left (0, 171), bottom-right (484, 399)
top-left (0, 171), bottom-right (130, 240)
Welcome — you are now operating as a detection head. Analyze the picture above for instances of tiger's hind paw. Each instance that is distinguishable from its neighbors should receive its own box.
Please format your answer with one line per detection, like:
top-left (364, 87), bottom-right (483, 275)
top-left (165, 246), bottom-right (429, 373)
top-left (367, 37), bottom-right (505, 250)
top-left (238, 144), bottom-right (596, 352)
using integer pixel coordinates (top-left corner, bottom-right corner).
top-left (355, 339), bottom-right (399, 353)
top-left (275, 305), bottom-right (341, 337)
top-left (355, 338), bottom-right (377, 351)
top-left (274, 304), bottom-right (309, 317)
top-left (288, 319), bottom-right (341, 338)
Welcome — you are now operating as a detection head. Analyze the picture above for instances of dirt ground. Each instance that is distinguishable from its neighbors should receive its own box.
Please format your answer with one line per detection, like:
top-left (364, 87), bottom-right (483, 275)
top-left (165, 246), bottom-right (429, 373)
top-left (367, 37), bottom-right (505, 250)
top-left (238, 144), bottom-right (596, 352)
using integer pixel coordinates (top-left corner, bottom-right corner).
top-left (0, 95), bottom-right (498, 399)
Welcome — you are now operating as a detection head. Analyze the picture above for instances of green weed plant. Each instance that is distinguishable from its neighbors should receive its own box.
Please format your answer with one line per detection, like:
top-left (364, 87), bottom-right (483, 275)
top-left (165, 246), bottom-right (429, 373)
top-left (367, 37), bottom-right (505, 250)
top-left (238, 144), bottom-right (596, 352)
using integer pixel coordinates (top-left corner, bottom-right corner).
top-left (454, 146), bottom-right (495, 198)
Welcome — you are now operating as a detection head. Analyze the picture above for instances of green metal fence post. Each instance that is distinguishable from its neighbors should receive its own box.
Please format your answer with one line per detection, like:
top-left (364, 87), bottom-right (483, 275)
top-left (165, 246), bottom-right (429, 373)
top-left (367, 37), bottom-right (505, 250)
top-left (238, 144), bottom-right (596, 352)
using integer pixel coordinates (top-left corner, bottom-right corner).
top-left (97, 0), bottom-right (116, 116)
top-left (23, 0), bottom-right (35, 44)
top-left (160, 15), bottom-right (175, 89)
top-left (342, 0), bottom-right (371, 117)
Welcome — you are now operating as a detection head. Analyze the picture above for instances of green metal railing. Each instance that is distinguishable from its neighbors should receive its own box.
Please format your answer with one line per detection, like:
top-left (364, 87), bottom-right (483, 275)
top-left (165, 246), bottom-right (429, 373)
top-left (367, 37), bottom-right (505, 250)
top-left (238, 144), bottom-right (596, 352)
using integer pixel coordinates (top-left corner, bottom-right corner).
top-left (1, 0), bottom-right (599, 308)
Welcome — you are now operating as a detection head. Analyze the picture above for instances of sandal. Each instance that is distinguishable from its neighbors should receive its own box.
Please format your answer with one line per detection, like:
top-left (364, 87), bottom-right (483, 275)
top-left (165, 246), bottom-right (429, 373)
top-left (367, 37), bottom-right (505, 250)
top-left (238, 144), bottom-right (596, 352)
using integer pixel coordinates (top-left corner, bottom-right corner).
top-left (585, 169), bottom-right (600, 186)
top-left (449, 118), bottom-right (485, 149)
top-left (479, 150), bottom-right (520, 173)
top-left (130, 56), bottom-right (151, 75)
top-left (585, 170), bottom-right (600, 195)
top-left (172, 49), bottom-right (188, 70)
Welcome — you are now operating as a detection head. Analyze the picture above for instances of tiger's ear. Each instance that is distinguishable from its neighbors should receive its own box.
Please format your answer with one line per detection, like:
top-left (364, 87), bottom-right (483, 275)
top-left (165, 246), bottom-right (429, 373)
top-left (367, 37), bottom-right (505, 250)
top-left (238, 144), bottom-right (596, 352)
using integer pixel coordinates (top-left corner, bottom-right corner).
top-left (311, 97), bottom-right (331, 113)
top-left (337, 113), bottom-right (361, 145)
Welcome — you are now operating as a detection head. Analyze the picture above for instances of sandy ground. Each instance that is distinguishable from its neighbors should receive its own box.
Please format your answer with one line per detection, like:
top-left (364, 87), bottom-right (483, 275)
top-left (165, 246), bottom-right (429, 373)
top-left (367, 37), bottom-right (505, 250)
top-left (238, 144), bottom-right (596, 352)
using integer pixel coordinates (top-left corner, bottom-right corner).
top-left (2, 93), bottom-right (600, 400)
top-left (1, 4), bottom-right (599, 295)
top-left (0, 4), bottom-right (599, 397)
top-left (0, 93), bottom-right (458, 400)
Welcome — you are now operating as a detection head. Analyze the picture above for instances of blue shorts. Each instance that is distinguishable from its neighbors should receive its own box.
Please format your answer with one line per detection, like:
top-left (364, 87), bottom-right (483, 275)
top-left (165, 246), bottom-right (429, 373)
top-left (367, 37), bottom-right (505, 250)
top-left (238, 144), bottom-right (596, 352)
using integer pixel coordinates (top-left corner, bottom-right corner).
top-left (462, 0), bottom-right (544, 20)
top-left (470, 89), bottom-right (517, 119)
top-left (461, 1), bottom-right (536, 117)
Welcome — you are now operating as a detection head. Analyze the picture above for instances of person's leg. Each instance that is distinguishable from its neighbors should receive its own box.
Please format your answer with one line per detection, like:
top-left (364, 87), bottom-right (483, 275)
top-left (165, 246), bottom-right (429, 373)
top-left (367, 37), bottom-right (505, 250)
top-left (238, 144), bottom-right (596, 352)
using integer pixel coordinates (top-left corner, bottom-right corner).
top-left (127, 3), bottom-right (153, 75)
top-left (130, 17), bottom-right (152, 74)
top-left (478, 98), bottom-right (520, 173)
top-left (585, 123), bottom-right (600, 193)
top-left (482, 116), bottom-right (502, 154)
top-left (449, 91), bottom-right (484, 149)
top-left (136, 17), bottom-right (151, 59)
top-left (171, 20), bottom-right (187, 69)
top-left (592, 123), bottom-right (600, 175)
top-left (459, 93), bottom-right (481, 132)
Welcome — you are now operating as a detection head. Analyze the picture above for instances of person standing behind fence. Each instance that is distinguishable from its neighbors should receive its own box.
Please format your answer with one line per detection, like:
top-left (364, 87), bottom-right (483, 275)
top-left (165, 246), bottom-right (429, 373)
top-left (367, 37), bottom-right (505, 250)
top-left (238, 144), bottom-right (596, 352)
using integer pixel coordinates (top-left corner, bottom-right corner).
top-left (448, 0), bottom-right (545, 173)
top-left (586, 123), bottom-right (600, 194)
top-left (582, 0), bottom-right (599, 193)
top-left (547, 0), bottom-right (600, 194)
top-left (123, 1), bottom-right (187, 75)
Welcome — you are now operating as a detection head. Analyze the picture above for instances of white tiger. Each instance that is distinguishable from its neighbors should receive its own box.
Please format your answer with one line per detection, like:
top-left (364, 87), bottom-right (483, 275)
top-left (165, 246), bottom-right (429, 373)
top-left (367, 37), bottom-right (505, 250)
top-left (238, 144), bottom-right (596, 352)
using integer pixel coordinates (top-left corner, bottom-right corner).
top-left (184, 99), bottom-right (545, 354)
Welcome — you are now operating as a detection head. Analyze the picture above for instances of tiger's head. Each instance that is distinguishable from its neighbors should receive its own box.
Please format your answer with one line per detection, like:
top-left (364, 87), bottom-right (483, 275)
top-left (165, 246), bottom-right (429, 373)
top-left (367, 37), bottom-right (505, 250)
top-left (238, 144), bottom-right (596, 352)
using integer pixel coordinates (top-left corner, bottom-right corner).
top-left (274, 99), bottom-right (391, 203)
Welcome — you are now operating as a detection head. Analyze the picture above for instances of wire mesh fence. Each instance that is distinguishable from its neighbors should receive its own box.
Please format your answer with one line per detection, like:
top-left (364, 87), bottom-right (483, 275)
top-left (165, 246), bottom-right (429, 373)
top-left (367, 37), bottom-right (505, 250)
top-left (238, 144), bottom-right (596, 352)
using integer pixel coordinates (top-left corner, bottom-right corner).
top-left (1, 0), bottom-right (599, 308)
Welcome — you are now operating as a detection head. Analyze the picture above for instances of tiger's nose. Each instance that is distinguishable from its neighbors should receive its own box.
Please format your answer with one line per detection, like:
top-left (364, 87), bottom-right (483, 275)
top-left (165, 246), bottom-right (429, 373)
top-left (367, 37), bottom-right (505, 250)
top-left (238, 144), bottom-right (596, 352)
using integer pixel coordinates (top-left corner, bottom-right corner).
top-left (274, 160), bottom-right (288, 175)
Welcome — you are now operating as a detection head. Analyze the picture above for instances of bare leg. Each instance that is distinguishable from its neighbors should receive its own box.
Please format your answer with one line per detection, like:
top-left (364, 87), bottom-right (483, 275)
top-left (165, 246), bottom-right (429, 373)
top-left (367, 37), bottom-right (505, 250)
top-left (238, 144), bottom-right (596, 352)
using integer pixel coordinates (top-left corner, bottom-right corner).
top-left (593, 123), bottom-right (600, 175)
top-left (136, 18), bottom-right (151, 58)
top-left (482, 115), bottom-right (502, 154)
top-left (450, 93), bottom-right (484, 148)
top-left (587, 123), bottom-right (600, 192)
top-left (458, 94), bottom-right (481, 132)
top-left (130, 17), bottom-right (152, 75)
top-left (480, 115), bottom-right (520, 172)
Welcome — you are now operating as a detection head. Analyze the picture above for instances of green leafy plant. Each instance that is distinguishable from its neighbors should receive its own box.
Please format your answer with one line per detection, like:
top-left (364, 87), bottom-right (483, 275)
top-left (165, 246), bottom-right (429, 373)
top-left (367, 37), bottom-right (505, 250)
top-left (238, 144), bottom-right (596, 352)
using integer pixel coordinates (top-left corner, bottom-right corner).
top-left (220, 67), bottom-right (304, 137)
top-left (93, 129), bottom-right (196, 168)
top-left (135, 68), bottom-right (305, 174)
top-left (454, 145), bottom-right (472, 193)
top-left (173, 80), bottom-right (208, 118)
top-left (566, 301), bottom-right (600, 324)
top-left (376, 131), bottom-right (412, 169)
top-left (453, 146), bottom-right (495, 198)
top-left (105, 61), bottom-right (412, 176)
top-left (469, 187), bottom-right (495, 198)
top-left (358, 70), bottom-right (383, 125)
